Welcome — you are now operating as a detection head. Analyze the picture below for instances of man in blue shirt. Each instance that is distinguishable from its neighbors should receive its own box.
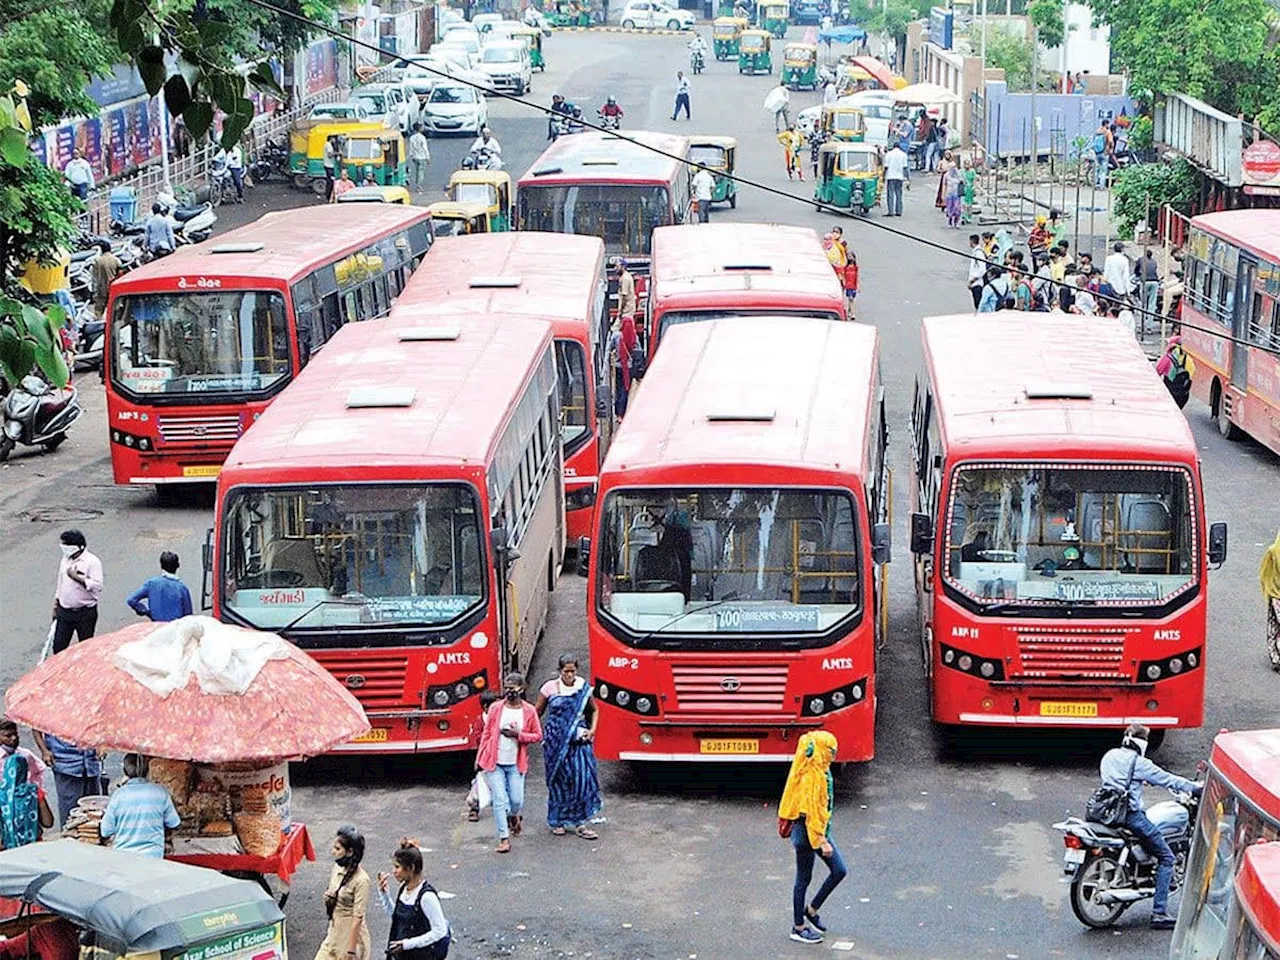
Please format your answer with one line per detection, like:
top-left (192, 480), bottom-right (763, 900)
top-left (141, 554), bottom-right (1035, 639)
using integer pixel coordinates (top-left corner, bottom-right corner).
top-left (32, 730), bottom-right (103, 825)
top-left (100, 754), bottom-right (180, 858)
top-left (1098, 723), bottom-right (1201, 929)
top-left (127, 552), bottom-right (193, 622)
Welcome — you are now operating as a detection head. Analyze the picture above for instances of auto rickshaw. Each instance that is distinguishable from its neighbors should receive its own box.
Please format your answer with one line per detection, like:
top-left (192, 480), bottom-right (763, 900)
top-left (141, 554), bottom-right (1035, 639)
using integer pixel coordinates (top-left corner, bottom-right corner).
top-left (690, 136), bottom-right (738, 208)
top-left (509, 24), bottom-right (546, 70)
top-left (291, 123), bottom-right (407, 195)
top-left (820, 103), bottom-right (867, 142)
top-left (546, 0), bottom-right (590, 27)
top-left (0, 842), bottom-right (288, 960)
top-left (835, 61), bottom-right (875, 97)
top-left (782, 42), bottom-right (818, 90)
top-left (288, 118), bottom-right (372, 185)
top-left (738, 30), bottom-right (772, 74)
top-left (427, 200), bottom-right (494, 236)
top-left (814, 140), bottom-right (883, 214)
top-left (337, 184), bottom-right (413, 203)
top-left (447, 169), bottom-right (513, 230)
top-left (713, 16), bottom-right (748, 59)
top-left (759, 0), bottom-right (789, 37)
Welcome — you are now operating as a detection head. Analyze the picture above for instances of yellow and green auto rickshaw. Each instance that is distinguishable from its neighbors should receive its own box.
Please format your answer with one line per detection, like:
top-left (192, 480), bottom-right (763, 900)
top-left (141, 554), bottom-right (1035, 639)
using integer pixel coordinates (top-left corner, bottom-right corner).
top-left (336, 184), bottom-right (413, 204)
top-left (446, 169), bottom-right (513, 231)
top-left (712, 16), bottom-right (748, 58)
top-left (427, 200), bottom-right (494, 237)
top-left (508, 24), bottom-right (546, 70)
top-left (690, 136), bottom-right (737, 208)
top-left (290, 123), bottom-right (407, 195)
top-left (835, 61), bottom-right (875, 97)
top-left (288, 118), bottom-right (372, 187)
top-left (738, 30), bottom-right (772, 75)
top-left (814, 140), bottom-right (882, 214)
top-left (820, 102), bottom-right (867, 142)
top-left (547, 0), bottom-right (590, 27)
top-left (782, 42), bottom-right (818, 90)
top-left (759, 0), bottom-right (789, 37)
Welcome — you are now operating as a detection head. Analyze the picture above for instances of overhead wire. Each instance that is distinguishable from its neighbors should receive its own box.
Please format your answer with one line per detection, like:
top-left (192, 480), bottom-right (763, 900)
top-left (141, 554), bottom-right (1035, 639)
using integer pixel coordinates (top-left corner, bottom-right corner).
top-left (235, 0), bottom-right (1280, 359)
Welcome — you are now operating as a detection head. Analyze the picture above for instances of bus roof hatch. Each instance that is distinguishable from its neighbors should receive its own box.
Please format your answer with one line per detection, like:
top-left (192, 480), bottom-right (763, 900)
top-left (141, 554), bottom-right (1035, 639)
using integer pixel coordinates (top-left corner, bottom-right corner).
top-left (706, 407), bottom-right (776, 422)
top-left (346, 386), bottom-right (416, 408)
top-left (469, 276), bottom-right (522, 288)
top-left (399, 326), bottom-right (461, 341)
top-left (1024, 382), bottom-right (1093, 400)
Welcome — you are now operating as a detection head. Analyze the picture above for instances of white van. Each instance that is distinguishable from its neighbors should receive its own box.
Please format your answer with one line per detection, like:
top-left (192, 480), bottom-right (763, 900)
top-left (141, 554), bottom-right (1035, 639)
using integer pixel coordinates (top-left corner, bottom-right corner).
top-left (477, 40), bottom-right (532, 94)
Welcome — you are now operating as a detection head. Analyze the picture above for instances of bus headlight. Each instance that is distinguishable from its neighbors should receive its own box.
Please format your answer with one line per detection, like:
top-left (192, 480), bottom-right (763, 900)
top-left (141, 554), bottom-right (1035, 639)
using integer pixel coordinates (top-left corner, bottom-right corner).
top-left (801, 677), bottom-right (870, 717)
top-left (432, 689), bottom-right (450, 706)
top-left (1168, 657), bottom-right (1183, 674)
top-left (635, 696), bottom-right (652, 714)
top-left (958, 655), bottom-right (972, 671)
top-left (454, 682), bottom-right (471, 699)
top-left (979, 661), bottom-right (996, 678)
top-left (939, 644), bottom-right (1004, 681)
top-left (809, 697), bottom-right (825, 715)
top-left (597, 683), bottom-right (610, 701)
top-left (615, 690), bottom-right (631, 707)
top-left (830, 691), bottom-right (846, 708)
top-left (1138, 648), bottom-right (1202, 683)
top-left (1146, 664), bottom-right (1162, 680)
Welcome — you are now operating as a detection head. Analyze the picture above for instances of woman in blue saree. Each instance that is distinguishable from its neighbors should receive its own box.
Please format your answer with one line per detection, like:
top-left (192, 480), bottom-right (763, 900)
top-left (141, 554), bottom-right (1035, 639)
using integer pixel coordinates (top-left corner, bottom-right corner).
top-left (535, 654), bottom-right (602, 840)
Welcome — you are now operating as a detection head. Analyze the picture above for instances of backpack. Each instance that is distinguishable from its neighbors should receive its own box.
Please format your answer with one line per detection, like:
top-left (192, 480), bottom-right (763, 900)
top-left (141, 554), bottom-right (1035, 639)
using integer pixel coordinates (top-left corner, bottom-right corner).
top-left (1092, 132), bottom-right (1107, 154)
top-left (1085, 751), bottom-right (1138, 827)
top-left (629, 347), bottom-right (647, 382)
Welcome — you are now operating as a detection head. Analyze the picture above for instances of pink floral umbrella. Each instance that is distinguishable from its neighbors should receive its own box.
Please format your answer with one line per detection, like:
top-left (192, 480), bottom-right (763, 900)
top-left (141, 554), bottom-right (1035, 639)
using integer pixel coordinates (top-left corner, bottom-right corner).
top-left (4, 618), bottom-right (369, 762)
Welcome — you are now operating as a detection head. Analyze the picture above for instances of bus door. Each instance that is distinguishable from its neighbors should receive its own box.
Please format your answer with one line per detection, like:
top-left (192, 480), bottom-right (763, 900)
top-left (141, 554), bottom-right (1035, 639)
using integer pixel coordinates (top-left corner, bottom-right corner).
top-left (1233, 256), bottom-right (1257, 392)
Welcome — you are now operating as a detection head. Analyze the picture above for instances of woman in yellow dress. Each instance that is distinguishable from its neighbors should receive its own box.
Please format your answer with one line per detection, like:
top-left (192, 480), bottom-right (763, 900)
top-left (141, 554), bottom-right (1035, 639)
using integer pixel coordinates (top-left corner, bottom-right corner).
top-left (315, 825), bottom-right (373, 960)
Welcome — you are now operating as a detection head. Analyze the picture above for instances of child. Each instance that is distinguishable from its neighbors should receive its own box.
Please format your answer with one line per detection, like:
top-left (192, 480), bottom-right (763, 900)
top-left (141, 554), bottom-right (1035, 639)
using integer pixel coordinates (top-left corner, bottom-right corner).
top-left (464, 690), bottom-right (501, 821)
top-left (843, 250), bottom-right (859, 319)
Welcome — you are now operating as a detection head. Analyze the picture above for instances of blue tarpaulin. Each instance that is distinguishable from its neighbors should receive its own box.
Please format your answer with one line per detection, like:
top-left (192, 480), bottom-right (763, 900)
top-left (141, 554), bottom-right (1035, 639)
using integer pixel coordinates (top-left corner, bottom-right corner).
top-left (818, 25), bottom-right (867, 43)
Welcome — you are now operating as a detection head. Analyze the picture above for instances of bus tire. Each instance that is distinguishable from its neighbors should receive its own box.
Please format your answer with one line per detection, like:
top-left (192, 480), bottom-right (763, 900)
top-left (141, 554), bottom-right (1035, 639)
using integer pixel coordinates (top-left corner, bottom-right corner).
top-left (1216, 388), bottom-right (1241, 440)
top-left (547, 550), bottom-right (557, 592)
top-left (1146, 728), bottom-right (1166, 754)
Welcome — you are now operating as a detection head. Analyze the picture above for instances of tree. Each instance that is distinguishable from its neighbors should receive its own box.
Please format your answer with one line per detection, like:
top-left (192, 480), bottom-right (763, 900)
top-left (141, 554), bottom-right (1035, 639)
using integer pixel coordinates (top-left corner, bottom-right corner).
top-left (984, 28), bottom-right (1035, 91)
top-left (1027, 0), bottom-right (1064, 50)
top-left (848, 0), bottom-right (918, 45)
top-left (0, 0), bottom-right (118, 127)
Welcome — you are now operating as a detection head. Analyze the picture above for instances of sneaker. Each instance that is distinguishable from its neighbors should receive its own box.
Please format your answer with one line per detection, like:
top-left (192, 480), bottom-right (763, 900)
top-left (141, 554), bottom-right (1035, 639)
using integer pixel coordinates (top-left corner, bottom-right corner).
top-left (789, 927), bottom-right (823, 944)
top-left (1150, 914), bottom-right (1176, 930)
top-left (805, 910), bottom-right (827, 933)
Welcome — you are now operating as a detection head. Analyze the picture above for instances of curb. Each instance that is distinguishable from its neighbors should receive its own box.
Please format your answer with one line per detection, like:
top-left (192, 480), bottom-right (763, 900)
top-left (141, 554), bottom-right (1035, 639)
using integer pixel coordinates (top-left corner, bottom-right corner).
top-left (554, 25), bottom-right (690, 34)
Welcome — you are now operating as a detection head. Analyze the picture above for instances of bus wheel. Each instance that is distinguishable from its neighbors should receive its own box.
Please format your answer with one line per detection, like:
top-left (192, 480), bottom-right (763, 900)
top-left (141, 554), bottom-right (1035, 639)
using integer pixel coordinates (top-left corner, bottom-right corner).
top-left (1145, 729), bottom-right (1166, 754)
top-left (1216, 389), bottom-right (1241, 440)
top-left (547, 551), bottom-right (557, 592)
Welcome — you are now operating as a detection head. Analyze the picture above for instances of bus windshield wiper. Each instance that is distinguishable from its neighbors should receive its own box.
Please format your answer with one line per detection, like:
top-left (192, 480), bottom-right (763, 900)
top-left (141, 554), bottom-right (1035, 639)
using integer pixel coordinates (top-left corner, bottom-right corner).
top-left (635, 592), bottom-right (741, 646)
top-left (281, 597), bottom-right (366, 632)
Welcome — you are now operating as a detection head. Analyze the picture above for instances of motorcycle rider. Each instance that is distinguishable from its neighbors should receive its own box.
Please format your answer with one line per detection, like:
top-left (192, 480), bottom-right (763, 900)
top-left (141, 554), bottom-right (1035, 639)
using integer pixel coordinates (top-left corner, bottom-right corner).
top-left (143, 203), bottom-right (176, 259)
top-left (687, 32), bottom-right (708, 71)
top-left (470, 126), bottom-right (502, 159)
top-left (549, 94), bottom-right (573, 140)
top-left (598, 96), bottom-right (624, 127)
top-left (1098, 723), bottom-right (1201, 929)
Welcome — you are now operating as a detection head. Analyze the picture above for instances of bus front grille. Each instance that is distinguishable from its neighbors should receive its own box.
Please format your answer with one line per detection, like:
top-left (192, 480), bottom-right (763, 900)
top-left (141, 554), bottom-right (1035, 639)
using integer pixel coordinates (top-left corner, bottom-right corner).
top-left (309, 652), bottom-right (411, 708)
top-left (670, 663), bottom-right (788, 712)
top-left (1013, 629), bottom-right (1130, 681)
top-left (157, 413), bottom-right (242, 444)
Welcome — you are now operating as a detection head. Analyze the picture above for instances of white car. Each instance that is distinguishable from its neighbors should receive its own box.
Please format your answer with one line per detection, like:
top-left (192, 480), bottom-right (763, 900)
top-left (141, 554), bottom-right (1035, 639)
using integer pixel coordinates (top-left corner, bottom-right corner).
top-left (442, 27), bottom-right (482, 58)
top-left (350, 83), bottom-right (407, 127)
top-left (477, 40), bottom-right (533, 95)
top-left (420, 83), bottom-right (488, 135)
top-left (432, 42), bottom-right (477, 69)
top-left (619, 0), bottom-right (694, 30)
top-left (308, 101), bottom-right (370, 122)
top-left (798, 94), bottom-right (897, 145)
top-left (471, 13), bottom-right (503, 33)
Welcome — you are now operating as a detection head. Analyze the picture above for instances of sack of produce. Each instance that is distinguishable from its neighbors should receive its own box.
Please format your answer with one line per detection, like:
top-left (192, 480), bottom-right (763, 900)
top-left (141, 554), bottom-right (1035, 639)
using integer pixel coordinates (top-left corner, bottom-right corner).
top-left (149, 758), bottom-right (194, 806)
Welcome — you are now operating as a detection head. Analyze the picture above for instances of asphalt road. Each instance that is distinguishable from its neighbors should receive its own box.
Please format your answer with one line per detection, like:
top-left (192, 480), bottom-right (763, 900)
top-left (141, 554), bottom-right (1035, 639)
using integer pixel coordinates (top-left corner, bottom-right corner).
top-left (3, 26), bottom-right (1280, 960)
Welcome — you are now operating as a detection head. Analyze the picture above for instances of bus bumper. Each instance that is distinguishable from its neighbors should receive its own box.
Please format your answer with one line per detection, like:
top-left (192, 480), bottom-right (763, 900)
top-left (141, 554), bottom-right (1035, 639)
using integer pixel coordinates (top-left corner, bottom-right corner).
top-left (934, 675), bottom-right (1203, 729)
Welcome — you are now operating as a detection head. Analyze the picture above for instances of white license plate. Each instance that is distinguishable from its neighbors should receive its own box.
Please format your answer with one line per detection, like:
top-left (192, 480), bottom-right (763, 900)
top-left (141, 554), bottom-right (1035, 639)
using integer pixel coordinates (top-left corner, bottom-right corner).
top-left (1064, 848), bottom-right (1086, 865)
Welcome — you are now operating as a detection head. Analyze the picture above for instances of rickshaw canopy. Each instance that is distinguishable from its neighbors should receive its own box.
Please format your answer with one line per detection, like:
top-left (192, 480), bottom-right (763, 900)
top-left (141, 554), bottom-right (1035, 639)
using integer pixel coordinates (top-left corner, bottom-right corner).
top-left (784, 42), bottom-right (817, 62)
top-left (819, 140), bottom-right (881, 173)
top-left (448, 169), bottom-right (513, 202)
top-left (338, 185), bottom-right (412, 203)
top-left (0, 842), bottom-right (284, 956)
top-left (763, 1), bottom-right (789, 14)
top-left (740, 29), bottom-right (770, 48)
top-left (690, 135), bottom-right (737, 170)
top-left (713, 15), bottom-right (747, 33)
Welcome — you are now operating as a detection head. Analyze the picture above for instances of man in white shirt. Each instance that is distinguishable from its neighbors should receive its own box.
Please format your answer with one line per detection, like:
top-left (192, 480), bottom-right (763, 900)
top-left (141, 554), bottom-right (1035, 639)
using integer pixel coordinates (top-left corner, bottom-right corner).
top-left (671, 71), bottom-right (691, 121)
top-left (224, 145), bottom-right (244, 202)
top-left (469, 126), bottom-right (501, 163)
top-left (63, 149), bottom-right (94, 200)
top-left (1103, 242), bottom-right (1132, 301)
top-left (883, 142), bottom-right (909, 216)
top-left (766, 82), bottom-right (791, 132)
top-left (408, 125), bottom-right (431, 192)
top-left (967, 233), bottom-right (987, 309)
top-left (691, 165), bottom-right (715, 223)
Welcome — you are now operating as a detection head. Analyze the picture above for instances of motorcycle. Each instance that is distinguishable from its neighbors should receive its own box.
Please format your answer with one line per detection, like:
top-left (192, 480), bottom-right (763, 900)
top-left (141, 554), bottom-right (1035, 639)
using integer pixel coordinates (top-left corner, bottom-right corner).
top-left (156, 190), bottom-right (217, 245)
top-left (0, 374), bottom-right (83, 461)
top-left (690, 48), bottom-right (706, 74)
top-left (467, 146), bottom-right (503, 171)
top-left (250, 138), bottom-right (289, 183)
top-left (597, 109), bottom-right (621, 131)
top-left (209, 153), bottom-right (233, 207)
top-left (1053, 788), bottom-right (1199, 929)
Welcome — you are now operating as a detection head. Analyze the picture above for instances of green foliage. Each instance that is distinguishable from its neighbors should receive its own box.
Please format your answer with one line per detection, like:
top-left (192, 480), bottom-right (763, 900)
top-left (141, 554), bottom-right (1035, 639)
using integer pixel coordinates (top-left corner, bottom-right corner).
top-left (0, 0), bottom-right (118, 127)
top-left (984, 28), bottom-right (1035, 91)
top-left (848, 0), bottom-right (918, 41)
top-left (1027, 0), bottom-right (1064, 49)
top-left (1111, 158), bottom-right (1198, 238)
top-left (1128, 115), bottom-right (1153, 152)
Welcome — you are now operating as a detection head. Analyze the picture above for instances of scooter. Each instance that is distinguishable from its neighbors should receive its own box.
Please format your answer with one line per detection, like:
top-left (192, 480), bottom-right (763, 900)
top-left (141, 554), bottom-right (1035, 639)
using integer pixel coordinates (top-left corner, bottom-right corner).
top-left (0, 375), bottom-right (83, 461)
top-left (597, 109), bottom-right (621, 130)
top-left (250, 138), bottom-right (289, 183)
top-left (156, 190), bottom-right (218, 244)
top-left (209, 153), bottom-right (233, 207)
top-left (690, 48), bottom-right (706, 74)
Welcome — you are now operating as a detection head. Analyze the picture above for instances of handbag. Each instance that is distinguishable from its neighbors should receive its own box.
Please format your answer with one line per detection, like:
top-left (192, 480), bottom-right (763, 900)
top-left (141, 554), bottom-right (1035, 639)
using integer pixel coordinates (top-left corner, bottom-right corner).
top-left (475, 772), bottom-right (492, 810)
top-left (777, 817), bottom-right (796, 839)
top-left (1085, 751), bottom-right (1138, 826)
top-left (629, 347), bottom-right (647, 382)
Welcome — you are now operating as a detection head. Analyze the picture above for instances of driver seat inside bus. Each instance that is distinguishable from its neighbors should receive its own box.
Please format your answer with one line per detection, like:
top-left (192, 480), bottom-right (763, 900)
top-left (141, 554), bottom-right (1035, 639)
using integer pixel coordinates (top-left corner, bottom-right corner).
top-left (263, 537), bottom-right (326, 587)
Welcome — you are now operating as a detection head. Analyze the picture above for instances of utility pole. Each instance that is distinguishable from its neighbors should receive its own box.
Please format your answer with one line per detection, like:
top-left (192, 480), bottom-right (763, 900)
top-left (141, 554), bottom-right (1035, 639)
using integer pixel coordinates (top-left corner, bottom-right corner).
top-left (980, 0), bottom-right (987, 63)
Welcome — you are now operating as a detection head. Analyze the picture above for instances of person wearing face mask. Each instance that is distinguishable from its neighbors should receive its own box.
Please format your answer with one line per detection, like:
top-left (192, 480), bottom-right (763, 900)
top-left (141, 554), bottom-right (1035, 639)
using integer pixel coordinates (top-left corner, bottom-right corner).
top-left (316, 825), bottom-right (372, 960)
top-left (535, 654), bottom-right (602, 840)
top-left (376, 838), bottom-right (451, 959)
top-left (475, 672), bottom-right (542, 853)
top-left (51, 529), bottom-right (103, 654)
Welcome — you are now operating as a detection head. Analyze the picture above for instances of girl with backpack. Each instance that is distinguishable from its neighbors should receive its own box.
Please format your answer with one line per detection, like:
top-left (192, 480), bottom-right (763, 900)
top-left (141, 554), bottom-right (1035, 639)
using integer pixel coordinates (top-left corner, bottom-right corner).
top-left (378, 839), bottom-right (451, 959)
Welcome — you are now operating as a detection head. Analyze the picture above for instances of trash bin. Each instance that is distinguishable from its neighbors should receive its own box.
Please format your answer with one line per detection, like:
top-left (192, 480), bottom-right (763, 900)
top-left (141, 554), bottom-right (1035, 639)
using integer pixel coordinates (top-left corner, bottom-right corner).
top-left (109, 186), bottom-right (138, 225)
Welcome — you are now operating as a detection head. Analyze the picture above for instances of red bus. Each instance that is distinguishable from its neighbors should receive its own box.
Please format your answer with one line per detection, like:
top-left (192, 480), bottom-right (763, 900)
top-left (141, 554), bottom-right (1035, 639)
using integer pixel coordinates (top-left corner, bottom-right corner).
top-left (1177, 210), bottom-right (1280, 453)
top-left (586, 317), bottom-right (890, 763)
top-left (105, 205), bottom-right (433, 487)
top-left (646, 223), bottom-right (847, 352)
top-left (390, 233), bottom-right (611, 544)
top-left (908, 314), bottom-right (1227, 737)
top-left (516, 130), bottom-right (691, 307)
top-left (210, 313), bottom-right (563, 754)
top-left (1172, 729), bottom-right (1280, 958)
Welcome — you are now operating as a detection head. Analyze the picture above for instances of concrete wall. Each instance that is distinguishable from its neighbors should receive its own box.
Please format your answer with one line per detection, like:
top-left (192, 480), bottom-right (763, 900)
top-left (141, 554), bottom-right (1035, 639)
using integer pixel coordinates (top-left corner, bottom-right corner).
top-left (920, 40), bottom-right (983, 144)
top-left (977, 78), bottom-right (1137, 158)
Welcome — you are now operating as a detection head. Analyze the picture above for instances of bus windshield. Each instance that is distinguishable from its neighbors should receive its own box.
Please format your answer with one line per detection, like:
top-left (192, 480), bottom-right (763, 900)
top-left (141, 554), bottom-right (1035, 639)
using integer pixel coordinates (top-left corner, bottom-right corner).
top-left (555, 339), bottom-right (589, 451)
top-left (111, 291), bottom-right (291, 398)
top-left (221, 483), bottom-right (485, 635)
top-left (658, 308), bottom-right (842, 340)
top-left (596, 487), bottom-right (860, 646)
top-left (944, 464), bottom-right (1197, 610)
top-left (519, 184), bottom-right (671, 256)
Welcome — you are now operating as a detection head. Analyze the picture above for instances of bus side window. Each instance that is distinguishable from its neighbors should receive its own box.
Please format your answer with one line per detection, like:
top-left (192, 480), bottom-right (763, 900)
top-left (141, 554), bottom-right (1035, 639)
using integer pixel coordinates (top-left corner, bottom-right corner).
top-left (291, 276), bottom-right (318, 368)
top-left (342, 292), bottom-right (359, 325)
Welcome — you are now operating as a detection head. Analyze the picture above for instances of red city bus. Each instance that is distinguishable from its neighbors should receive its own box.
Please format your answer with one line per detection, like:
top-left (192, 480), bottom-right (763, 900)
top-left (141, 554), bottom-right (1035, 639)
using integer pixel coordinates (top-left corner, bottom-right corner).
top-left (646, 223), bottom-right (847, 352)
top-left (105, 205), bottom-right (432, 487)
top-left (1225, 842), bottom-right (1280, 958)
top-left (908, 314), bottom-right (1227, 737)
top-left (1172, 729), bottom-right (1280, 957)
top-left (390, 233), bottom-right (611, 544)
top-left (517, 130), bottom-right (691, 307)
top-left (1177, 210), bottom-right (1280, 452)
top-left (586, 317), bottom-right (890, 763)
top-left (210, 313), bottom-right (563, 754)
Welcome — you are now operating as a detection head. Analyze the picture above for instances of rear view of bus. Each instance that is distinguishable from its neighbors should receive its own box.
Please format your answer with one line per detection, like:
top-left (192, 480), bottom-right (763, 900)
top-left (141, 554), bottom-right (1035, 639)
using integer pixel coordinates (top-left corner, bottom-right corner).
top-left (910, 315), bottom-right (1227, 735)
top-left (587, 317), bottom-right (890, 763)
top-left (647, 223), bottom-right (846, 352)
top-left (211, 314), bottom-right (562, 753)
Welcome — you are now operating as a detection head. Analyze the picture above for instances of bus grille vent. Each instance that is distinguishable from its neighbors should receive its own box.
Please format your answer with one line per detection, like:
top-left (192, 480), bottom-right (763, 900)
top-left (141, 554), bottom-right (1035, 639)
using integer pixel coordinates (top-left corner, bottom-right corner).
top-left (671, 663), bottom-right (788, 712)
top-left (1014, 629), bottom-right (1130, 681)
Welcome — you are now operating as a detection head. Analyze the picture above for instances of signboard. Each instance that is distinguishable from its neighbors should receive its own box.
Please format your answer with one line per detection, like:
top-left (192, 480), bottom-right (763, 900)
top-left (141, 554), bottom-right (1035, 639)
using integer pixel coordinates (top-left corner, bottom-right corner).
top-left (1243, 139), bottom-right (1280, 189)
top-left (1052, 579), bottom-right (1162, 602)
top-left (927, 6), bottom-right (953, 50)
top-left (712, 604), bottom-right (822, 632)
top-left (175, 922), bottom-right (284, 960)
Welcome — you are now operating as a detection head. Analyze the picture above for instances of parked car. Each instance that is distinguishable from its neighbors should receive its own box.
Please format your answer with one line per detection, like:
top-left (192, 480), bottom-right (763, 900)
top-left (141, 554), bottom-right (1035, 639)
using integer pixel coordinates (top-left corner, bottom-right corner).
top-left (351, 83), bottom-right (406, 127)
top-left (420, 82), bottom-right (488, 135)
top-left (619, 0), bottom-right (695, 29)
top-left (477, 40), bottom-right (533, 94)
top-left (308, 101), bottom-right (371, 121)
top-left (442, 27), bottom-right (482, 58)
top-left (432, 41), bottom-right (478, 69)
top-left (793, 0), bottom-right (823, 23)
top-left (471, 12), bottom-right (503, 32)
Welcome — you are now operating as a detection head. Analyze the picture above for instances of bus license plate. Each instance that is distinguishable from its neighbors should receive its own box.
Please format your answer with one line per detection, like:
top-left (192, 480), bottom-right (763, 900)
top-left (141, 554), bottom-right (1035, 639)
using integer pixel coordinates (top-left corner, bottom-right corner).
top-left (351, 729), bottom-right (389, 743)
top-left (700, 738), bottom-right (759, 755)
top-left (182, 465), bottom-right (222, 478)
top-left (1039, 701), bottom-right (1098, 718)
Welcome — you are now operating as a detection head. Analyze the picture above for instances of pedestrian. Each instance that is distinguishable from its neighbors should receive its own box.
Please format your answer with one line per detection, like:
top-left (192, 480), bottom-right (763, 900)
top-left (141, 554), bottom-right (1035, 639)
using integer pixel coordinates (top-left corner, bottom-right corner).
top-left (0, 720), bottom-right (48, 792)
top-left (464, 690), bottom-right (500, 821)
top-left (1092, 119), bottom-right (1111, 189)
top-left (1028, 215), bottom-right (1051, 267)
top-left (51, 529), bottom-right (102, 655)
top-left (967, 234), bottom-right (986, 309)
top-left (376, 839), bottom-right (451, 959)
top-left (143, 203), bottom-right (176, 259)
top-left (99, 753), bottom-right (180, 858)
top-left (778, 731), bottom-right (847, 945)
top-left (1012, 267), bottom-right (1035, 310)
top-left (766, 82), bottom-right (792, 132)
top-left (63, 149), bottom-right (95, 201)
top-left (408, 125), bottom-right (431, 192)
top-left (332, 168), bottom-right (355, 203)
top-left (934, 149), bottom-right (954, 209)
top-left (943, 162), bottom-right (963, 228)
top-left (126, 551), bottom-right (194, 622)
top-left (883, 140), bottom-right (908, 216)
top-left (822, 78), bottom-right (836, 107)
top-left (977, 267), bottom-right (1008, 312)
top-left (777, 124), bottom-right (804, 180)
top-left (32, 730), bottom-right (103, 827)
top-left (961, 157), bottom-right (975, 223)
top-left (91, 240), bottom-right (120, 321)
top-left (1103, 241), bottom-right (1132, 303)
top-left (1136, 248), bottom-right (1161, 318)
top-left (691, 164), bottom-right (715, 223)
top-left (476, 672), bottom-right (542, 854)
top-left (671, 71), bottom-right (691, 120)
top-left (1071, 273), bottom-right (1098, 315)
top-left (535, 654), bottom-right (602, 840)
top-left (0, 751), bottom-right (52, 850)
top-left (843, 248), bottom-right (859, 318)
top-left (810, 130), bottom-right (824, 179)
top-left (1098, 725), bottom-right (1201, 929)
top-left (923, 117), bottom-right (941, 172)
top-left (316, 825), bottom-right (373, 960)
top-left (225, 144), bottom-right (245, 202)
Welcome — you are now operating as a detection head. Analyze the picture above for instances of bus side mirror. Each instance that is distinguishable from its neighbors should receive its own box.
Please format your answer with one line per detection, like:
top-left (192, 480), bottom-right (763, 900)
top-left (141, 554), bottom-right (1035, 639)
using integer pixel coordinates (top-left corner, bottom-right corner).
top-left (492, 523), bottom-right (521, 564)
top-left (871, 522), bottom-right (891, 565)
top-left (909, 513), bottom-right (933, 555)
top-left (575, 537), bottom-right (590, 577)
top-left (200, 527), bottom-right (214, 611)
top-left (1208, 522), bottom-right (1228, 568)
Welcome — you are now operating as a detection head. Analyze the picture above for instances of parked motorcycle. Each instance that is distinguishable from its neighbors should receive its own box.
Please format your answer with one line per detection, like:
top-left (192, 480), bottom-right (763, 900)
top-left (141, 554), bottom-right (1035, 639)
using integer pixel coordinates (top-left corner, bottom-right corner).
top-left (0, 374), bottom-right (83, 461)
top-left (209, 153), bottom-right (232, 207)
top-left (250, 138), bottom-right (289, 183)
top-left (1053, 788), bottom-right (1200, 929)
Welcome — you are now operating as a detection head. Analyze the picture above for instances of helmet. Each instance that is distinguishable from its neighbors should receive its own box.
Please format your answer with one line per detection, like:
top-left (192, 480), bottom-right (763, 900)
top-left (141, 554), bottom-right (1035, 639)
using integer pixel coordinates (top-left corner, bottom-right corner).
top-left (607, 96), bottom-right (616, 105)
top-left (552, 93), bottom-right (564, 102)
top-left (571, 106), bottom-right (582, 118)
top-left (461, 155), bottom-right (477, 169)
top-left (1121, 723), bottom-right (1150, 757)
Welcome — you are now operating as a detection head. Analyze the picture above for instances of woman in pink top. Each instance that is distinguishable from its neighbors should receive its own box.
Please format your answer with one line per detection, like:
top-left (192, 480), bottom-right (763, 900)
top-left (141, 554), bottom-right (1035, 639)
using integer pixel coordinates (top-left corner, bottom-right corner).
top-left (475, 672), bottom-right (542, 853)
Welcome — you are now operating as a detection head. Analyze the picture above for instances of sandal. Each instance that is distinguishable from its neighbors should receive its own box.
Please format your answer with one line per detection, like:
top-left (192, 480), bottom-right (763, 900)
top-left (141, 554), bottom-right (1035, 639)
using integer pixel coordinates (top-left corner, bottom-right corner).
top-left (575, 826), bottom-right (599, 840)
top-left (551, 826), bottom-right (567, 836)
top-left (509, 814), bottom-right (523, 836)
top-left (466, 808), bottom-right (479, 822)
top-left (496, 839), bottom-right (511, 853)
